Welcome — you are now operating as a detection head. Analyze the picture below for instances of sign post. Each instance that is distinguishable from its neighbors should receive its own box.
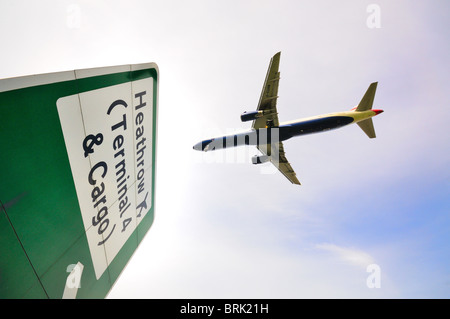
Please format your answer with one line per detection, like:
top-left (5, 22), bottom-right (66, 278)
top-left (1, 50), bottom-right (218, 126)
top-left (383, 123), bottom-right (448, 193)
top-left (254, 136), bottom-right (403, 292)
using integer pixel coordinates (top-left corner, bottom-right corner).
top-left (0, 63), bottom-right (158, 298)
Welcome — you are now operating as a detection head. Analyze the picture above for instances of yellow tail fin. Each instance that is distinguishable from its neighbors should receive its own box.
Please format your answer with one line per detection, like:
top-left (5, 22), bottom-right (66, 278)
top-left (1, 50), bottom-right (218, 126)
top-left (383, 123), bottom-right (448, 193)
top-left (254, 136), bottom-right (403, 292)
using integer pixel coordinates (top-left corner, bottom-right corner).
top-left (357, 118), bottom-right (376, 138)
top-left (356, 82), bottom-right (378, 112)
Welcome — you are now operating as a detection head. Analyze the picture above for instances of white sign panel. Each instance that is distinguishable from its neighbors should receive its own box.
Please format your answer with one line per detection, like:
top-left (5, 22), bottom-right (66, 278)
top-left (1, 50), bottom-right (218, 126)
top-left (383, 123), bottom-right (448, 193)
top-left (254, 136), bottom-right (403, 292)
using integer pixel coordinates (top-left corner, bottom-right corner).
top-left (57, 77), bottom-right (153, 279)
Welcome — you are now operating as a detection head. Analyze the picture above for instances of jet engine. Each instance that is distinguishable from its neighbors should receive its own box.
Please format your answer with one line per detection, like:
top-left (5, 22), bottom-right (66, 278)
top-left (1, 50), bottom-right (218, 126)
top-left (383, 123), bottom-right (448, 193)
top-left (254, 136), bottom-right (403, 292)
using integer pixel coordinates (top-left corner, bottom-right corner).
top-left (251, 155), bottom-right (270, 164)
top-left (241, 110), bottom-right (263, 122)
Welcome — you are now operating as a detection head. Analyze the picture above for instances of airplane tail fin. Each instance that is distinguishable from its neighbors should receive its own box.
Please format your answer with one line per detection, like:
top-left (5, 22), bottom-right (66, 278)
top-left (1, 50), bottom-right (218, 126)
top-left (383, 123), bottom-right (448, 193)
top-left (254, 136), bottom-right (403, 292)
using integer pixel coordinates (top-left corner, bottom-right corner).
top-left (355, 82), bottom-right (379, 138)
top-left (355, 82), bottom-right (377, 112)
top-left (357, 118), bottom-right (376, 138)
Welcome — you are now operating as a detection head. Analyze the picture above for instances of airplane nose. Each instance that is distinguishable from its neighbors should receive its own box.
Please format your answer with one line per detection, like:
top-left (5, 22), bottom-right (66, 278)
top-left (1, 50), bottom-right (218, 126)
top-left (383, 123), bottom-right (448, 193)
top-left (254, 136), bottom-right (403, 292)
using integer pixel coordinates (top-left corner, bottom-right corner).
top-left (193, 142), bottom-right (202, 151)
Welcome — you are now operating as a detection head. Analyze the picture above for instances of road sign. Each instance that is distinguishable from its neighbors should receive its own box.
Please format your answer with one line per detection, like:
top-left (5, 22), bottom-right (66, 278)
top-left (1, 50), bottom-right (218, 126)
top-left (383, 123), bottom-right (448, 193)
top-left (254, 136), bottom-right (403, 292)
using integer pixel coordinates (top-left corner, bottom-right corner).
top-left (0, 63), bottom-right (158, 298)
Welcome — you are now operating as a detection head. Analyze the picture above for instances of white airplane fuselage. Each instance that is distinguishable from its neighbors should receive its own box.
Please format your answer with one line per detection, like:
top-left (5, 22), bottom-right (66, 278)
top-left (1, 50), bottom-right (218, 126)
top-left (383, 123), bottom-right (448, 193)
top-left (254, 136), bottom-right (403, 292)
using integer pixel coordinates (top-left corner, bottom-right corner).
top-left (193, 109), bottom-right (383, 152)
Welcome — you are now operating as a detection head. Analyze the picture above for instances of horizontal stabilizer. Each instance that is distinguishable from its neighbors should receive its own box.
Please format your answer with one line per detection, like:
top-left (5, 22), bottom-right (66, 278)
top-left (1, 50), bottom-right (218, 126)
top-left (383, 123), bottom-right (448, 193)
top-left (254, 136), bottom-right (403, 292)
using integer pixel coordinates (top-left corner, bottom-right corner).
top-left (356, 82), bottom-right (378, 112)
top-left (357, 118), bottom-right (376, 138)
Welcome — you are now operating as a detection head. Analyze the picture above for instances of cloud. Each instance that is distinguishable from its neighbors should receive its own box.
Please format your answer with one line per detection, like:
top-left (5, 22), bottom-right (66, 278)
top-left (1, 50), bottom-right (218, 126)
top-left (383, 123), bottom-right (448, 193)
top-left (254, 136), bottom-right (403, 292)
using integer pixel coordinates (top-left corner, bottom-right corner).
top-left (315, 243), bottom-right (376, 268)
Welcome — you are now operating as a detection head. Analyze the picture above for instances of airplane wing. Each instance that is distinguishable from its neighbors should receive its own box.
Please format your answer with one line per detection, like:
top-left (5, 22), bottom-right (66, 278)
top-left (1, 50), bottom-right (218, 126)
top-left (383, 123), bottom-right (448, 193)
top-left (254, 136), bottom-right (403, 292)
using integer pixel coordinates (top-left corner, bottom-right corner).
top-left (257, 141), bottom-right (301, 185)
top-left (253, 52), bottom-right (300, 185)
top-left (252, 52), bottom-right (281, 129)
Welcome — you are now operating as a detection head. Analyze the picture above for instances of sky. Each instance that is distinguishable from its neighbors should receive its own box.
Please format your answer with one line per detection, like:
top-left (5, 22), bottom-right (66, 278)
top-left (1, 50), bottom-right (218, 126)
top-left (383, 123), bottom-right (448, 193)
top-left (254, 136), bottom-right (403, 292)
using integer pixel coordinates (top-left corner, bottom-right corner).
top-left (0, 0), bottom-right (449, 298)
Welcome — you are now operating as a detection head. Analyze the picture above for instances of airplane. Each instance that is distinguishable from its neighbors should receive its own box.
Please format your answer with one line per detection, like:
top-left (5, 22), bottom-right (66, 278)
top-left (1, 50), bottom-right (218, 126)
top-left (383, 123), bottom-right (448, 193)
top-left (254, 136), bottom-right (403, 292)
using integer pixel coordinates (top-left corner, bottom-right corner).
top-left (193, 52), bottom-right (383, 185)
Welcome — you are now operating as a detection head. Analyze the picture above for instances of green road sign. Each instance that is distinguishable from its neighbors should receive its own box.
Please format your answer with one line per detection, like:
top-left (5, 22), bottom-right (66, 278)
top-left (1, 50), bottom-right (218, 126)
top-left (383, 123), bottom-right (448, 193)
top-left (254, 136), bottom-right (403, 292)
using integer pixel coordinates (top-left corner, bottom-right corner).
top-left (0, 63), bottom-right (158, 298)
